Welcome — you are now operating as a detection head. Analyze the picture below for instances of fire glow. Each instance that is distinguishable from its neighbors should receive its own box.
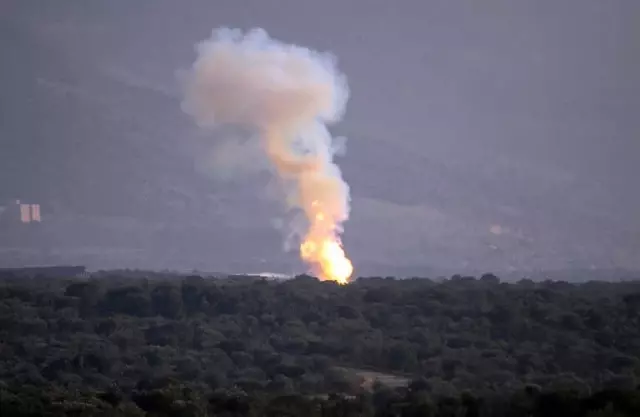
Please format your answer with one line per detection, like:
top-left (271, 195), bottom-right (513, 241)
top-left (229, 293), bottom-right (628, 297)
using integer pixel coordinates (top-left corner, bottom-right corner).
top-left (300, 201), bottom-right (353, 284)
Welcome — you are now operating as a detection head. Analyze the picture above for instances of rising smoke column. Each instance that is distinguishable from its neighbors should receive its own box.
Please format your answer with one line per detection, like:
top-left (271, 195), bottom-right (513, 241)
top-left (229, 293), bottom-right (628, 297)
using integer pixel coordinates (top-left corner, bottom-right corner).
top-left (181, 28), bottom-right (353, 283)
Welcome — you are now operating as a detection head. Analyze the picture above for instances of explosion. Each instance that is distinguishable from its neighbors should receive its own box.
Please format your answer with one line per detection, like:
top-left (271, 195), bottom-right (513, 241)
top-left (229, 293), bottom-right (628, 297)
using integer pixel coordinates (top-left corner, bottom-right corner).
top-left (181, 28), bottom-right (353, 284)
top-left (300, 237), bottom-right (353, 285)
top-left (299, 201), bottom-right (353, 284)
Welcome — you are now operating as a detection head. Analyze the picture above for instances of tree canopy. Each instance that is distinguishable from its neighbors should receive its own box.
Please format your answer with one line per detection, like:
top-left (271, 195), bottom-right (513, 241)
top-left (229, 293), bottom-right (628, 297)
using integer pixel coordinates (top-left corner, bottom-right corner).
top-left (1, 271), bottom-right (640, 416)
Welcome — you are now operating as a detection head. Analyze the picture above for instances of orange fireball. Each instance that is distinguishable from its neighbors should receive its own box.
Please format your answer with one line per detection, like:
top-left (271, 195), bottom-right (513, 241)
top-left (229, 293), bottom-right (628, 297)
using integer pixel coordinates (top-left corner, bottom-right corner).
top-left (299, 201), bottom-right (353, 284)
top-left (300, 237), bottom-right (353, 284)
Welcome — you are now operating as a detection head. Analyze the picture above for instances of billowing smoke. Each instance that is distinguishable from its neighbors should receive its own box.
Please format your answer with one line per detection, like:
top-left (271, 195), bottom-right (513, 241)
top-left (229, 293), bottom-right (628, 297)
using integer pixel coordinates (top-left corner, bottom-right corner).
top-left (181, 28), bottom-right (353, 283)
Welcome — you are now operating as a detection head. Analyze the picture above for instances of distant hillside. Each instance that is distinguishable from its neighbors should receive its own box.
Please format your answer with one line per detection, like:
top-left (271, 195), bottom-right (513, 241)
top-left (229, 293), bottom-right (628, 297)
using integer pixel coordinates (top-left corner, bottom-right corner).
top-left (1, 6), bottom-right (638, 273)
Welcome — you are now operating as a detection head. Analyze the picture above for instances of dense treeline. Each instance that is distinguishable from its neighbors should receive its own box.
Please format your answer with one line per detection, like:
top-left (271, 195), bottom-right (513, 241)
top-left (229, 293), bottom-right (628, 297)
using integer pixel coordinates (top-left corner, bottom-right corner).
top-left (1, 271), bottom-right (640, 416)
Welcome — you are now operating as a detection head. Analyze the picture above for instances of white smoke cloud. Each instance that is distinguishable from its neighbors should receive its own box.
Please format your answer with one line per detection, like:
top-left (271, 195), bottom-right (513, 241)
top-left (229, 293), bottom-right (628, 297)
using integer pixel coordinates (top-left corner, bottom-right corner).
top-left (181, 27), bottom-right (352, 277)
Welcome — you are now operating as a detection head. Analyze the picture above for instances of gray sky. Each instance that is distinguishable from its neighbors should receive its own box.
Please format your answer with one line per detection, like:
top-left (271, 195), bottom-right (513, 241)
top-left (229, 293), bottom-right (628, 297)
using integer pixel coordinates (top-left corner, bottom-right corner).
top-left (1, 0), bottom-right (638, 274)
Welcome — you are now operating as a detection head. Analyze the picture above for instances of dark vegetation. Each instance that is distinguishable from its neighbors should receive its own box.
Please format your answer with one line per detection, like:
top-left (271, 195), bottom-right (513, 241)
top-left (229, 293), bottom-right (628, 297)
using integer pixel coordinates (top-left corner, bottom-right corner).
top-left (1, 271), bottom-right (640, 416)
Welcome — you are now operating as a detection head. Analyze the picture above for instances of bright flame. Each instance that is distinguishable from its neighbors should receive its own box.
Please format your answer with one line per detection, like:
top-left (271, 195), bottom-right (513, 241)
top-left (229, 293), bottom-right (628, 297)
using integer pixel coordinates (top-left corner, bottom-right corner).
top-left (298, 201), bottom-right (353, 284)
top-left (300, 236), bottom-right (353, 285)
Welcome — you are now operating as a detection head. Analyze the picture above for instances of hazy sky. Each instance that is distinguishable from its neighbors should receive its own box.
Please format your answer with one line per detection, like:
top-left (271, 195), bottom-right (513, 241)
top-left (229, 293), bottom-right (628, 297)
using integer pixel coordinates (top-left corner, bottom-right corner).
top-left (1, 0), bottom-right (638, 273)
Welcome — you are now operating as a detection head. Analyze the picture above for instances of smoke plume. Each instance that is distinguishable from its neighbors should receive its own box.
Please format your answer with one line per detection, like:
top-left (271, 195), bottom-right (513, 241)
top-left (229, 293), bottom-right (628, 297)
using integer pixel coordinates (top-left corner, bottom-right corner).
top-left (181, 28), bottom-right (353, 283)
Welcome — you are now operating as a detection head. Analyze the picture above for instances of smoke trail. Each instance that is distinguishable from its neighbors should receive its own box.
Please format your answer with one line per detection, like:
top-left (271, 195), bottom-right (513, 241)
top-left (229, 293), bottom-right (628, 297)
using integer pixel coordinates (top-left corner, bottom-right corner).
top-left (181, 28), bottom-right (353, 283)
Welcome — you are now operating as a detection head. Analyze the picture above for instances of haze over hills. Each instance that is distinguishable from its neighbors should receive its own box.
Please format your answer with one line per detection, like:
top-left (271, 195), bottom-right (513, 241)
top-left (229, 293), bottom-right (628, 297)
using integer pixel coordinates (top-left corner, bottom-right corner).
top-left (1, 1), bottom-right (638, 276)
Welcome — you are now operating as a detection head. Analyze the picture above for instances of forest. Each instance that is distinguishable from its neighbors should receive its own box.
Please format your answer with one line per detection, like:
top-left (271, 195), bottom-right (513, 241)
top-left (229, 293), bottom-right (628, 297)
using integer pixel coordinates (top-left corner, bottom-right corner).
top-left (1, 270), bottom-right (640, 416)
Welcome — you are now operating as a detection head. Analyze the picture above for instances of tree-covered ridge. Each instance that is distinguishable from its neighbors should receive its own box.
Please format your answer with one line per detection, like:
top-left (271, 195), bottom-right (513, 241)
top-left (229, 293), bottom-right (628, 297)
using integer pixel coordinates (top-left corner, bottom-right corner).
top-left (1, 272), bottom-right (640, 416)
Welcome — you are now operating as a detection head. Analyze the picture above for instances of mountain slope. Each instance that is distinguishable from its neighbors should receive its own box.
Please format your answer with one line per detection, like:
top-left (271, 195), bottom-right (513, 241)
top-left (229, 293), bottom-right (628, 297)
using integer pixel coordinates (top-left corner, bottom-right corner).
top-left (1, 3), bottom-right (638, 273)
